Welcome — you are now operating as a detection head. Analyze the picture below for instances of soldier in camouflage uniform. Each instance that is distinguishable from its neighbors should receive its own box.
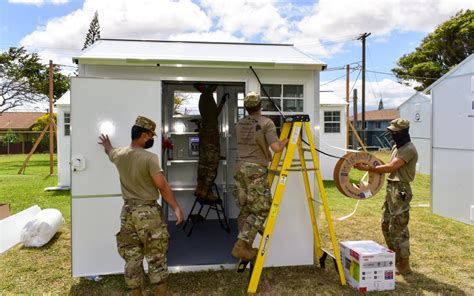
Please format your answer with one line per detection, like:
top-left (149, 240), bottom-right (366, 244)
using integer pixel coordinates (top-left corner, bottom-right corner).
top-left (355, 118), bottom-right (418, 275)
top-left (194, 83), bottom-right (228, 201)
top-left (231, 92), bottom-right (288, 261)
top-left (99, 116), bottom-right (184, 296)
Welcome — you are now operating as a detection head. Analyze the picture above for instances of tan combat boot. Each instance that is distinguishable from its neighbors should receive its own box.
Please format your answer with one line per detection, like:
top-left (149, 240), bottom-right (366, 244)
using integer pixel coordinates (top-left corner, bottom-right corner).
top-left (154, 281), bottom-right (168, 296)
top-left (231, 239), bottom-right (258, 261)
top-left (396, 257), bottom-right (412, 275)
top-left (131, 288), bottom-right (143, 296)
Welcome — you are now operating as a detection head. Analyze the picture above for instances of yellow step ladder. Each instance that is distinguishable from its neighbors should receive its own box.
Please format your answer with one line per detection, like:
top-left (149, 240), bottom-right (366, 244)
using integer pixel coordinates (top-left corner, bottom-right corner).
top-left (244, 114), bottom-right (346, 293)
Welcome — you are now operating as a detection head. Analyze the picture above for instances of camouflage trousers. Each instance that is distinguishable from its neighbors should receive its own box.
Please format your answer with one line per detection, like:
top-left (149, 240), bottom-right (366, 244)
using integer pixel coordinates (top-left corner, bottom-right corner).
top-left (116, 199), bottom-right (169, 289)
top-left (234, 162), bottom-right (272, 244)
top-left (196, 128), bottom-right (220, 197)
top-left (382, 181), bottom-right (413, 259)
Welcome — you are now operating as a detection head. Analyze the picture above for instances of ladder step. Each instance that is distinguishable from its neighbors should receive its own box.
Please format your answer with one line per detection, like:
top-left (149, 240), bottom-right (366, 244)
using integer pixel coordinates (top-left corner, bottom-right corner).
top-left (269, 167), bottom-right (319, 173)
top-left (286, 167), bottom-right (318, 172)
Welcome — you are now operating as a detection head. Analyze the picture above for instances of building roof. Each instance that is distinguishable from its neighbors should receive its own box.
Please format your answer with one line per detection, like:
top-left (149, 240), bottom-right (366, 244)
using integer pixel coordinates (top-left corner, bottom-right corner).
top-left (74, 39), bottom-right (326, 70)
top-left (424, 54), bottom-right (474, 92)
top-left (55, 91), bottom-right (70, 106)
top-left (398, 92), bottom-right (431, 109)
top-left (350, 108), bottom-right (399, 121)
top-left (0, 112), bottom-right (45, 131)
top-left (320, 91), bottom-right (347, 105)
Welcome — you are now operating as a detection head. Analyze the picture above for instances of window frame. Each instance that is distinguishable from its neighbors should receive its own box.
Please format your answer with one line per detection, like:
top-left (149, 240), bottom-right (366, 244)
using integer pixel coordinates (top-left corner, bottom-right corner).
top-left (323, 110), bottom-right (341, 134)
top-left (64, 112), bottom-right (71, 136)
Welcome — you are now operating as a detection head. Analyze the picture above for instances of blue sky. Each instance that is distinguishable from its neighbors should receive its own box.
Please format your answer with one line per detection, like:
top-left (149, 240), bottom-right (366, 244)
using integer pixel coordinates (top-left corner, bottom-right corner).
top-left (1, 0), bottom-right (472, 110)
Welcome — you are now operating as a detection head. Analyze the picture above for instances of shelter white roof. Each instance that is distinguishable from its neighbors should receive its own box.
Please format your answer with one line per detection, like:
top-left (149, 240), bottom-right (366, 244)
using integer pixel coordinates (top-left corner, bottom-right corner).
top-left (320, 91), bottom-right (347, 105)
top-left (55, 91), bottom-right (70, 106)
top-left (74, 39), bottom-right (326, 70)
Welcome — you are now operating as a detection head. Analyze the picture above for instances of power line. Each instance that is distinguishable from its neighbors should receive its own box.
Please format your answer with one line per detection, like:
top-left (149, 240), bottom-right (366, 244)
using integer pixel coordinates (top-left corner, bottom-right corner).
top-left (366, 69), bottom-right (439, 81)
top-left (321, 68), bottom-right (358, 87)
top-left (349, 69), bottom-right (362, 95)
top-left (367, 45), bottom-right (383, 101)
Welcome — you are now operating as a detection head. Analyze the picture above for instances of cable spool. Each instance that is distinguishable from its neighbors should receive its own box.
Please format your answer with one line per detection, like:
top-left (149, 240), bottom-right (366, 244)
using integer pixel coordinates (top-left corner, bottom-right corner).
top-left (333, 152), bottom-right (385, 199)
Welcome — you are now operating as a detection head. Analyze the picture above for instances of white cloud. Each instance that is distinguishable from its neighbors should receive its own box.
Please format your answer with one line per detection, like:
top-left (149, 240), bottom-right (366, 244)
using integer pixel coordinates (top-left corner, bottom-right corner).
top-left (168, 31), bottom-right (245, 43)
top-left (292, 0), bottom-right (473, 57)
top-left (20, 0), bottom-right (212, 66)
top-left (321, 78), bottom-right (417, 111)
top-left (9, 0), bottom-right (69, 5)
top-left (298, 0), bottom-right (474, 41)
top-left (200, 0), bottom-right (291, 43)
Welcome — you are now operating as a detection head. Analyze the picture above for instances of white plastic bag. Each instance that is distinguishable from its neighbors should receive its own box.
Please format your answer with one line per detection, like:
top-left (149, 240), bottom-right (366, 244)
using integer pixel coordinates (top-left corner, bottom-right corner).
top-left (20, 209), bottom-right (64, 247)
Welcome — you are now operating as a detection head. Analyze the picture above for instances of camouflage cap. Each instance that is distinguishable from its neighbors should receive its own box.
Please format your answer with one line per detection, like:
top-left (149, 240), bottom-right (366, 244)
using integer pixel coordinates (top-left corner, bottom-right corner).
top-left (135, 116), bottom-right (157, 136)
top-left (244, 91), bottom-right (261, 107)
top-left (387, 118), bottom-right (409, 132)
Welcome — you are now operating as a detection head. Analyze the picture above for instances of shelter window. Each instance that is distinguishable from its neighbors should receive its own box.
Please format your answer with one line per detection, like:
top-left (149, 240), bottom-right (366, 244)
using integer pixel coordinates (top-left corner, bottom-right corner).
top-left (237, 92), bottom-right (246, 119)
top-left (260, 83), bottom-right (304, 134)
top-left (64, 112), bottom-right (71, 136)
top-left (260, 84), bottom-right (304, 113)
top-left (324, 111), bottom-right (340, 133)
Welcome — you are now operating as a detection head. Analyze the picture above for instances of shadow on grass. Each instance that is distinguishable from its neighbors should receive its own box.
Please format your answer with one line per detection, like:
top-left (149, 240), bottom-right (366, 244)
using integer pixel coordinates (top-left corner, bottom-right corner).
top-left (46, 190), bottom-right (71, 197)
top-left (396, 271), bottom-right (467, 295)
top-left (69, 275), bottom-right (127, 296)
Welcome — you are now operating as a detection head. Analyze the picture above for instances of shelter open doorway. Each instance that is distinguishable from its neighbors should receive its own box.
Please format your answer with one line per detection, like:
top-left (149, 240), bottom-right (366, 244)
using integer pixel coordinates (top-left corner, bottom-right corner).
top-left (162, 81), bottom-right (246, 270)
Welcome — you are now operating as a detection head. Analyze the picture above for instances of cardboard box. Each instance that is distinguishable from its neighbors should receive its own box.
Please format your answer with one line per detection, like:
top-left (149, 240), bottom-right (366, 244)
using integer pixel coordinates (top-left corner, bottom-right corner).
top-left (0, 203), bottom-right (10, 220)
top-left (339, 240), bottom-right (395, 292)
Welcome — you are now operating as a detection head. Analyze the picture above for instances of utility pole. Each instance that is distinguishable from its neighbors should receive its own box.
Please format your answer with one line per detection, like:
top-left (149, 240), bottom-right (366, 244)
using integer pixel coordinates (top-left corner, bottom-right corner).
top-left (353, 89), bottom-right (358, 150)
top-left (345, 64), bottom-right (350, 149)
top-left (49, 60), bottom-right (54, 175)
top-left (357, 32), bottom-right (371, 143)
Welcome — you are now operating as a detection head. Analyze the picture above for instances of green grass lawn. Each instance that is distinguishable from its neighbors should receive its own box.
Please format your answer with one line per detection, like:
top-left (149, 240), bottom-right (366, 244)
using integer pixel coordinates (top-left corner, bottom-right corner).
top-left (0, 153), bottom-right (473, 295)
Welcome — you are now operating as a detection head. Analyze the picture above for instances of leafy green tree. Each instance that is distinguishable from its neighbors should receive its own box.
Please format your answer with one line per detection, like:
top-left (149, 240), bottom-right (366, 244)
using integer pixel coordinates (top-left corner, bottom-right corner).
top-left (31, 113), bottom-right (57, 151)
top-left (83, 11), bottom-right (101, 50)
top-left (0, 47), bottom-right (70, 113)
top-left (392, 9), bottom-right (473, 90)
top-left (1, 129), bottom-right (19, 146)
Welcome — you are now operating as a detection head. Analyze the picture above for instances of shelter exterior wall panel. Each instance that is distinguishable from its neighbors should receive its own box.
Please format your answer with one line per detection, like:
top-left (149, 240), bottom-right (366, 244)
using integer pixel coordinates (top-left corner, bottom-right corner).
top-left (319, 105), bottom-right (347, 180)
top-left (399, 92), bottom-right (432, 175)
top-left (70, 78), bottom-right (162, 197)
top-left (411, 138), bottom-right (431, 175)
top-left (57, 106), bottom-right (70, 187)
top-left (399, 94), bottom-right (431, 139)
top-left (71, 77), bottom-right (163, 276)
top-left (431, 148), bottom-right (474, 225)
top-left (72, 197), bottom-right (124, 276)
top-left (432, 75), bottom-right (474, 150)
top-left (430, 55), bottom-right (474, 225)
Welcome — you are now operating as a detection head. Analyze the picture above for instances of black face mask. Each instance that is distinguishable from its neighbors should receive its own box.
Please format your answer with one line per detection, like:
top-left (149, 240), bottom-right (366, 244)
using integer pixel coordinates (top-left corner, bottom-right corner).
top-left (144, 138), bottom-right (154, 149)
top-left (391, 129), bottom-right (411, 148)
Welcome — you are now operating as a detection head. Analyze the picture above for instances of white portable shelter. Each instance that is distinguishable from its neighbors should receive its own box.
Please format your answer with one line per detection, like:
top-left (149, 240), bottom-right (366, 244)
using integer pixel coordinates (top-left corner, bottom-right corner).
top-left (54, 91), bottom-right (70, 188)
top-left (70, 39), bottom-right (328, 277)
top-left (398, 92), bottom-right (432, 175)
top-left (428, 54), bottom-right (474, 225)
top-left (319, 91), bottom-right (347, 180)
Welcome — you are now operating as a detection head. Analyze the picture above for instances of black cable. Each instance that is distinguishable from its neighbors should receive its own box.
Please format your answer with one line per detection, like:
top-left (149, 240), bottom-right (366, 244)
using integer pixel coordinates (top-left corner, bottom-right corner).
top-left (249, 66), bottom-right (286, 119)
top-left (249, 66), bottom-right (344, 160)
